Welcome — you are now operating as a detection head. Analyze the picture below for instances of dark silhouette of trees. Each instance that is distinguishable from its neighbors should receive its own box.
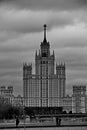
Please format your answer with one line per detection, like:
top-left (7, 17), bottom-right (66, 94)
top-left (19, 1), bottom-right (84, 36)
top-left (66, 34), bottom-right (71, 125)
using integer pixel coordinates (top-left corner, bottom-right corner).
top-left (69, 111), bottom-right (72, 114)
top-left (24, 107), bottom-right (35, 121)
top-left (0, 103), bottom-right (21, 119)
top-left (62, 111), bottom-right (67, 114)
top-left (0, 103), bottom-right (11, 119)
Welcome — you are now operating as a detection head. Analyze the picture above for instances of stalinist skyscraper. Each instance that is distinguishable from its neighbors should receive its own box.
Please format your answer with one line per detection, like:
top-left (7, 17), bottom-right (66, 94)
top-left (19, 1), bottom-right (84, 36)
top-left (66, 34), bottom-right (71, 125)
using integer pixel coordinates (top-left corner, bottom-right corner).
top-left (23, 25), bottom-right (66, 107)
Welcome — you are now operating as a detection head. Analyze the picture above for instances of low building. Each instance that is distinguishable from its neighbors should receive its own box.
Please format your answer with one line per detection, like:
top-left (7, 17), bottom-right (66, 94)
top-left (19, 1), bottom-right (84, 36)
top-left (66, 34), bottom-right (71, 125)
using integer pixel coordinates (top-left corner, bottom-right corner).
top-left (0, 86), bottom-right (13, 104)
top-left (59, 95), bottom-right (72, 113)
top-left (85, 96), bottom-right (87, 113)
top-left (72, 85), bottom-right (86, 113)
top-left (12, 95), bottom-right (23, 107)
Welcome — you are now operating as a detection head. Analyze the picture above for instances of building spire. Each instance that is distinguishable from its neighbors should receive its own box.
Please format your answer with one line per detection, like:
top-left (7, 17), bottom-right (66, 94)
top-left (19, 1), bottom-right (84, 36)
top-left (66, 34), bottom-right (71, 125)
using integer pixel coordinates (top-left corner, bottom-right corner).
top-left (44, 24), bottom-right (47, 42)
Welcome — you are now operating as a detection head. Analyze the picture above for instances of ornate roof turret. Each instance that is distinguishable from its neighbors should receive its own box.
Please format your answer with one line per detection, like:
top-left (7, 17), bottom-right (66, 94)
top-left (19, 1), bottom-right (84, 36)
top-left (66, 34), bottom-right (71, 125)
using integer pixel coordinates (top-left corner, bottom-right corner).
top-left (41, 24), bottom-right (50, 47)
top-left (40, 24), bottom-right (50, 57)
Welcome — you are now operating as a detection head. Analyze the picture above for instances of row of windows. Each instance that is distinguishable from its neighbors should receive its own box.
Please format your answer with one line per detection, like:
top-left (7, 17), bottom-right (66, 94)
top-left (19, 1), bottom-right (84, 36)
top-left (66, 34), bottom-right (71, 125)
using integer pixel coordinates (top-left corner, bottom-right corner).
top-left (41, 61), bottom-right (48, 64)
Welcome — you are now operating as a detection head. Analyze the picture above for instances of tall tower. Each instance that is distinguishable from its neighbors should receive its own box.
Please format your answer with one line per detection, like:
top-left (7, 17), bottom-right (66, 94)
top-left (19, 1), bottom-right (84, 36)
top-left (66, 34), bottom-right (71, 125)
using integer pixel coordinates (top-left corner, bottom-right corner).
top-left (23, 25), bottom-right (66, 107)
top-left (23, 63), bottom-right (32, 106)
top-left (56, 63), bottom-right (66, 97)
top-left (35, 24), bottom-right (55, 107)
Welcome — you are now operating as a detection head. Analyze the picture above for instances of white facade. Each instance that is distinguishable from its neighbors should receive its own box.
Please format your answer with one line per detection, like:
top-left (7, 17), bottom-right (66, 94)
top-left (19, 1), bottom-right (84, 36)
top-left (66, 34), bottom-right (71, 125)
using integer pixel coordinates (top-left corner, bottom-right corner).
top-left (0, 86), bottom-right (13, 104)
top-left (59, 96), bottom-right (72, 113)
top-left (23, 25), bottom-right (66, 107)
top-left (12, 95), bottom-right (23, 107)
top-left (72, 85), bottom-right (86, 113)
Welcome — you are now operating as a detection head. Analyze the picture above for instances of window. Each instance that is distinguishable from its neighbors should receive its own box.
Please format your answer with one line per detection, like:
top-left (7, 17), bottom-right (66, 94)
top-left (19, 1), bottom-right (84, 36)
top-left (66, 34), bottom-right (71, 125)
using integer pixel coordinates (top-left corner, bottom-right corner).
top-left (42, 53), bottom-right (47, 57)
top-left (43, 61), bottom-right (45, 64)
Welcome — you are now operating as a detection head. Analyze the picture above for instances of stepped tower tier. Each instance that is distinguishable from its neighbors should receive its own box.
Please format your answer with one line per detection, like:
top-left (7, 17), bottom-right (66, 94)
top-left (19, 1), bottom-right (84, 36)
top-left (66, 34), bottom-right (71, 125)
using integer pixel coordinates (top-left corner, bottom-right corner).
top-left (40, 24), bottom-right (50, 57)
top-left (35, 24), bottom-right (55, 77)
top-left (56, 63), bottom-right (66, 97)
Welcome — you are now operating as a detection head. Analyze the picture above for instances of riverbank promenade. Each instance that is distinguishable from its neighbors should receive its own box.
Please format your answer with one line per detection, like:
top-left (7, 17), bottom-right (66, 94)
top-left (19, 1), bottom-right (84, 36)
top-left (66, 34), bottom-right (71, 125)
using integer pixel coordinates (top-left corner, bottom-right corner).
top-left (0, 125), bottom-right (87, 130)
top-left (0, 119), bottom-right (87, 129)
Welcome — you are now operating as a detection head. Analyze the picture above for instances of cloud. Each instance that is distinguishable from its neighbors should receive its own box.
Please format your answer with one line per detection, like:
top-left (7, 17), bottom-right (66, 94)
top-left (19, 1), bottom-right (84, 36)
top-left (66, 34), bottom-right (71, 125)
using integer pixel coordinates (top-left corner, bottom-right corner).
top-left (0, 0), bottom-right (87, 11)
top-left (0, 2), bottom-right (87, 34)
top-left (0, 7), bottom-right (87, 35)
top-left (0, 8), bottom-right (76, 33)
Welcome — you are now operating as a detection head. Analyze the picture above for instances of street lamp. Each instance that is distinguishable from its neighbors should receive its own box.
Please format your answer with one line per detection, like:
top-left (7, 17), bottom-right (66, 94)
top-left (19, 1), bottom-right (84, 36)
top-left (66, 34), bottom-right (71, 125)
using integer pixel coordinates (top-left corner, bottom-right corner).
top-left (21, 98), bottom-right (25, 130)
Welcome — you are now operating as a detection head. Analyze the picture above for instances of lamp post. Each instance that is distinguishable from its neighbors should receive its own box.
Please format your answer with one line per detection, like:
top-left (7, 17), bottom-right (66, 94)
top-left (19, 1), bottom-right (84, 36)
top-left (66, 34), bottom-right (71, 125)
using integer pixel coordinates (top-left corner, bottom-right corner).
top-left (22, 98), bottom-right (25, 130)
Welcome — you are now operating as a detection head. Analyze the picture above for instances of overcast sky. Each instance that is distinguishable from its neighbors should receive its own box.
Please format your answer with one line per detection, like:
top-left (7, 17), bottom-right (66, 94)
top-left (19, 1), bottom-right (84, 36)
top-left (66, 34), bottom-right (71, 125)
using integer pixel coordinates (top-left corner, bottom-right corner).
top-left (0, 0), bottom-right (87, 96)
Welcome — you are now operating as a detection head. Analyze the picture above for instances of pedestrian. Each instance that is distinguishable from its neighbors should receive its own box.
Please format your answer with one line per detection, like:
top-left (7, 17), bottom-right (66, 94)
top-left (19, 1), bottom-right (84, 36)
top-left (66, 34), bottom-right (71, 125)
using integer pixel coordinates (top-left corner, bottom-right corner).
top-left (56, 117), bottom-right (59, 126)
top-left (16, 116), bottom-right (19, 127)
top-left (59, 118), bottom-right (61, 126)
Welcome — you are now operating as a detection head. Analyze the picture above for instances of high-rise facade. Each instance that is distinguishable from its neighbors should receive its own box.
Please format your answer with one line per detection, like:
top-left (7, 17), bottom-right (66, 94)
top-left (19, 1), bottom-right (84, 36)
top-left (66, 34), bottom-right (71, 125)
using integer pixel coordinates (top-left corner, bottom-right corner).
top-left (23, 25), bottom-right (66, 107)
